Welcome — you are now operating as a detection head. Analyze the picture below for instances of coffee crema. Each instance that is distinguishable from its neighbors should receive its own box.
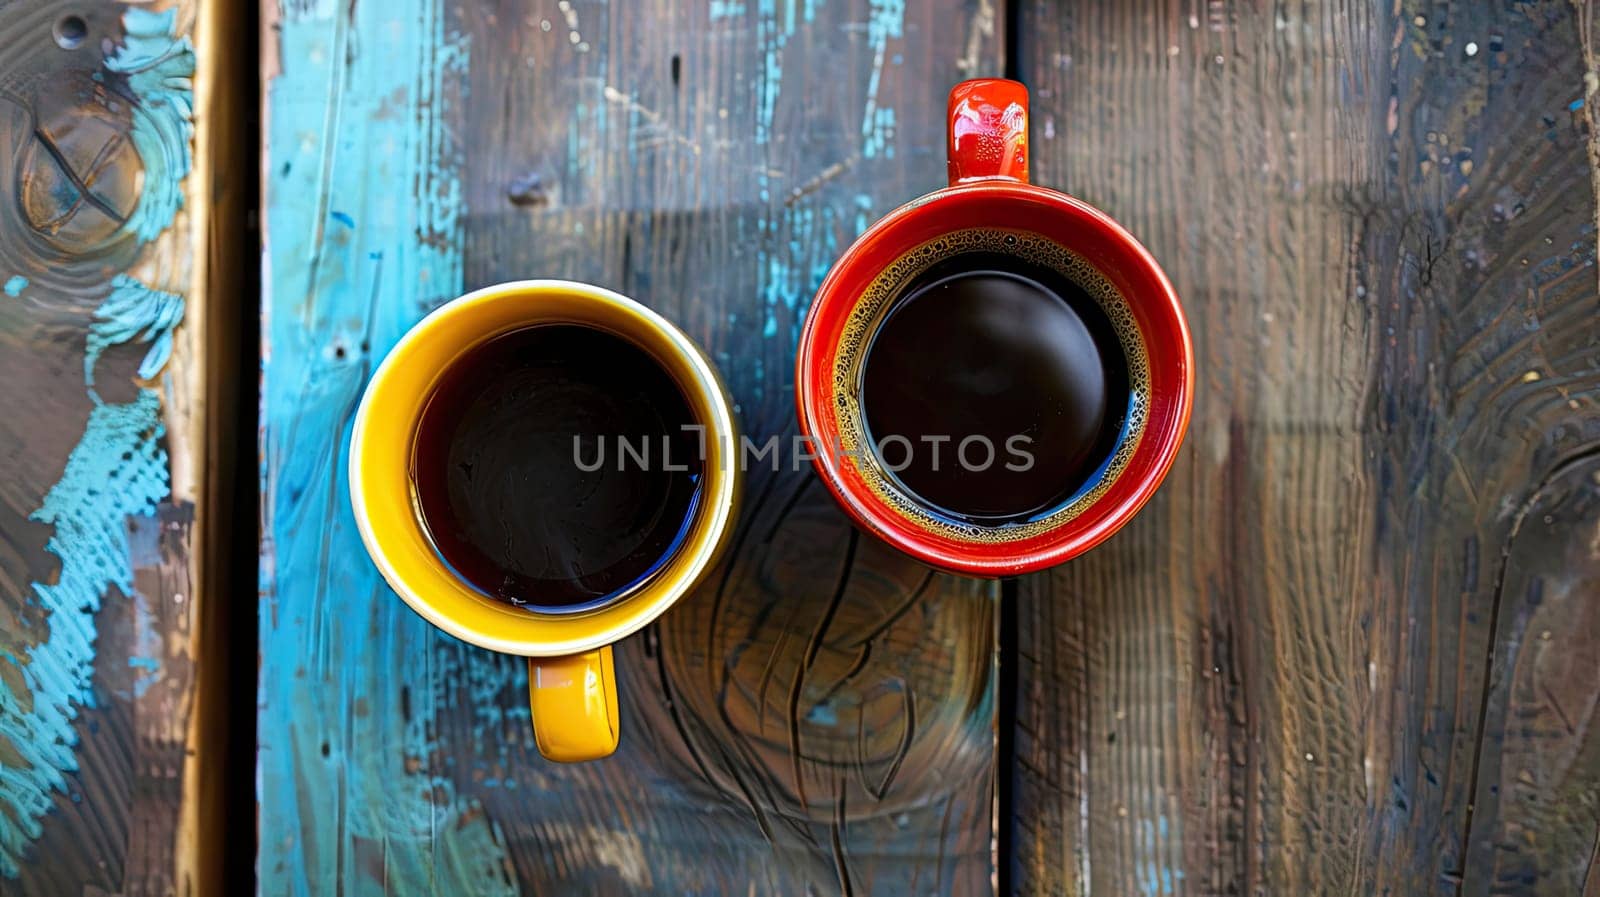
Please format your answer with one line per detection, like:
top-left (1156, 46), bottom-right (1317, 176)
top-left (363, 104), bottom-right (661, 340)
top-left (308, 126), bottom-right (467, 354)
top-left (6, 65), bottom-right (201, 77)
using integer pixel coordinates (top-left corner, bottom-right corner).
top-left (861, 253), bottom-right (1130, 523)
top-left (836, 228), bottom-right (1150, 539)
top-left (411, 324), bottom-right (702, 611)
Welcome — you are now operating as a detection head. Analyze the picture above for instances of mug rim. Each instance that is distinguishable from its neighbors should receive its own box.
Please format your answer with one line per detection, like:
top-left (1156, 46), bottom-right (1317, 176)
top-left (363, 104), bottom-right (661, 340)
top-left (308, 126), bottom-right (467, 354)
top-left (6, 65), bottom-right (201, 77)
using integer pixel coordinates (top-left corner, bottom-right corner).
top-left (350, 279), bottom-right (740, 656)
top-left (795, 183), bottom-right (1193, 577)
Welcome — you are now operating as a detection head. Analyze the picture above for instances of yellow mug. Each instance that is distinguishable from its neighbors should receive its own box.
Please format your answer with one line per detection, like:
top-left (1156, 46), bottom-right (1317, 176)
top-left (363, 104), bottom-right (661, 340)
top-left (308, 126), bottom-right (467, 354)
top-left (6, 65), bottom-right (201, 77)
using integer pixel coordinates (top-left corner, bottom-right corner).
top-left (349, 280), bottom-right (741, 761)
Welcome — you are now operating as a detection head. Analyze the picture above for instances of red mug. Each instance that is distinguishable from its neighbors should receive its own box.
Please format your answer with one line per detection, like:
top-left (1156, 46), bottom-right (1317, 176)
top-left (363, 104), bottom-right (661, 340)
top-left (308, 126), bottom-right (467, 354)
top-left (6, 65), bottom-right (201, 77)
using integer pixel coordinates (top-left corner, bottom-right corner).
top-left (795, 78), bottom-right (1194, 577)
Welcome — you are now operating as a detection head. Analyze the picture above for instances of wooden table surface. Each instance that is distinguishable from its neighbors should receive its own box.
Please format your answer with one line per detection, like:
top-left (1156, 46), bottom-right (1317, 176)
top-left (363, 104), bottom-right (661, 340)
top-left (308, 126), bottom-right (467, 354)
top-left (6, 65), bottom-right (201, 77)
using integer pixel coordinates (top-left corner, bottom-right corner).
top-left (0, 0), bottom-right (251, 893)
top-left (4, 0), bottom-right (1600, 894)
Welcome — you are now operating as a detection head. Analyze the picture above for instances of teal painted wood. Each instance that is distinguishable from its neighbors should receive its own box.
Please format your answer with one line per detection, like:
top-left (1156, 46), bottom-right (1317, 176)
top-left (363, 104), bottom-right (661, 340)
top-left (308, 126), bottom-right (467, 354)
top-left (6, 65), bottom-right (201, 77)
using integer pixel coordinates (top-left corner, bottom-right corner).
top-left (259, 0), bottom-right (518, 893)
top-left (261, 0), bottom-right (1002, 892)
top-left (0, 3), bottom-right (202, 893)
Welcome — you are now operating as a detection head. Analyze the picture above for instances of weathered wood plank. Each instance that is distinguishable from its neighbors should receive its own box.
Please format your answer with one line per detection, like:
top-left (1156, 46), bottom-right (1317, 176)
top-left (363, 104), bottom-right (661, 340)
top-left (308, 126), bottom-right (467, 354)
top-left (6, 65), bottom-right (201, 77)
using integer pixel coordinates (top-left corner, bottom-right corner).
top-left (1013, 1), bottom-right (1600, 894)
top-left (259, 0), bottom-right (1001, 893)
top-left (1331, 3), bottom-right (1600, 892)
top-left (1011, 0), bottom-right (1600, 889)
top-left (0, 0), bottom-right (225, 893)
top-left (258, 1), bottom-right (514, 892)
top-left (1012, 1), bottom-right (1386, 890)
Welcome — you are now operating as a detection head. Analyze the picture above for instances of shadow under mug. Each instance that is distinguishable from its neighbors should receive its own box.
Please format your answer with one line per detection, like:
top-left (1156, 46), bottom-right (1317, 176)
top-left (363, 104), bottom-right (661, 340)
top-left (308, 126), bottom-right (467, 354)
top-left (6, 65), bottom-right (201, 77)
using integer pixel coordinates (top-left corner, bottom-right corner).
top-left (350, 280), bottom-right (741, 762)
top-left (796, 79), bottom-right (1195, 577)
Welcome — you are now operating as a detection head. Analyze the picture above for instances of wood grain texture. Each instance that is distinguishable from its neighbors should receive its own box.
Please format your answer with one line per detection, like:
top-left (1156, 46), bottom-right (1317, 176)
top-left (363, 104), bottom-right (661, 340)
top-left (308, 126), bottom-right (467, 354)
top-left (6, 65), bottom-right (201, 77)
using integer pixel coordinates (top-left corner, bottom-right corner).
top-left (1013, 1), bottom-right (1600, 895)
top-left (1458, 453), bottom-right (1600, 896)
top-left (0, 1), bottom-right (215, 894)
top-left (258, 0), bottom-right (1001, 893)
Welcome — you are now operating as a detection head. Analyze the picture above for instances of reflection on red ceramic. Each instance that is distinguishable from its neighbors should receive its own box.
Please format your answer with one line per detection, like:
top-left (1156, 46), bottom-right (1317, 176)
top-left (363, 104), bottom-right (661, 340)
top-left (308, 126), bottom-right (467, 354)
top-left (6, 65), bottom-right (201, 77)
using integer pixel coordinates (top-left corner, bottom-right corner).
top-left (947, 77), bottom-right (1029, 184)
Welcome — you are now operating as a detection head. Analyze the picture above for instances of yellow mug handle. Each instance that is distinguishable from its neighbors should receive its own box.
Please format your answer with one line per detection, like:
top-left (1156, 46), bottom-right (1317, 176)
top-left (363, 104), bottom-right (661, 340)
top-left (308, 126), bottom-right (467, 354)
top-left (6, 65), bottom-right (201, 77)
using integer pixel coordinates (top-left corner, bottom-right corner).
top-left (527, 646), bottom-right (619, 762)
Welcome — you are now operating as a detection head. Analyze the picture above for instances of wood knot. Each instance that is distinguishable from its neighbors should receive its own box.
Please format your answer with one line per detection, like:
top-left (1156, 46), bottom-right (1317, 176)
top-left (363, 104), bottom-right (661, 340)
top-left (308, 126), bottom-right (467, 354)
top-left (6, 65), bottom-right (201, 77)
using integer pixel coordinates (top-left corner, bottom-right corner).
top-left (506, 171), bottom-right (550, 207)
top-left (14, 75), bottom-right (141, 255)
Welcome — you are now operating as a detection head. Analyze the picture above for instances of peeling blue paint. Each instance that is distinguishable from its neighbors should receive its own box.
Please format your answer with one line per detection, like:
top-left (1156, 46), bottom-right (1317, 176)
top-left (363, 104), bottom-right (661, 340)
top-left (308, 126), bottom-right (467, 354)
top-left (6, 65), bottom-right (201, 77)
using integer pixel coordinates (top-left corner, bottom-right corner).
top-left (0, 389), bottom-right (169, 877)
top-left (261, 0), bottom-right (516, 891)
top-left (861, 0), bottom-right (904, 159)
top-left (0, 7), bottom-right (192, 876)
top-left (104, 8), bottom-right (195, 242)
top-left (86, 276), bottom-right (185, 389)
top-left (754, 0), bottom-right (801, 147)
top-left (128, 655), bottom-right (163, 697)
top-left (805, 702), bottom-right (837, 725)
top-left (853, 192), bottom-right (873, 235)
top-left (752, 0), bottom-right (832, 399)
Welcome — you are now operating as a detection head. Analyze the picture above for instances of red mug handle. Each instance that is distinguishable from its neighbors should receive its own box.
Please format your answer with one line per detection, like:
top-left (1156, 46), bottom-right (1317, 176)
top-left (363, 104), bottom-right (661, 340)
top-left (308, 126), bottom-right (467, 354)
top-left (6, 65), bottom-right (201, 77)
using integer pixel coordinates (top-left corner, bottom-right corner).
top-left (947, 78), bottom-right (1030, 186)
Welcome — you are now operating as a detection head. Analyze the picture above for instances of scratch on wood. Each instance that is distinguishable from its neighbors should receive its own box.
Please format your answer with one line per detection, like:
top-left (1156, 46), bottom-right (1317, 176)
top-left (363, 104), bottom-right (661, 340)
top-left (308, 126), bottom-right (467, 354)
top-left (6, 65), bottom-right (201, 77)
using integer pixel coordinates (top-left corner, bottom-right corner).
top-left (843, 567), bottom-right (933, 648)
top-left (785, 155), bottom-right (858, 206)
top-left (1572, 0), bottom-right (1600, 294)
top-left (786, 529), bottom-right (858, 811)
top-left (1583, 825), bottom-right (1600, 897)
top-left (754, 619), bottom-right (793, 733)
top-left (831, 779), bottom-right (854, 897)
top-left (934, 792), bottom-right (956, 894)
top-left (708, 739), bottom-right (778, 845)
top-left (816, 642), bottom-right (870, 707)
top-left (870, 681), bottom-right (915, 800)
top-left (600, 83), bottom-right (702, 154)
top-left (649, 633), bottom-right (734, 815)
top-left (956, 0), bottom-right (995, 78)
top-left (1541, 681), bottom-right (1576, 735)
